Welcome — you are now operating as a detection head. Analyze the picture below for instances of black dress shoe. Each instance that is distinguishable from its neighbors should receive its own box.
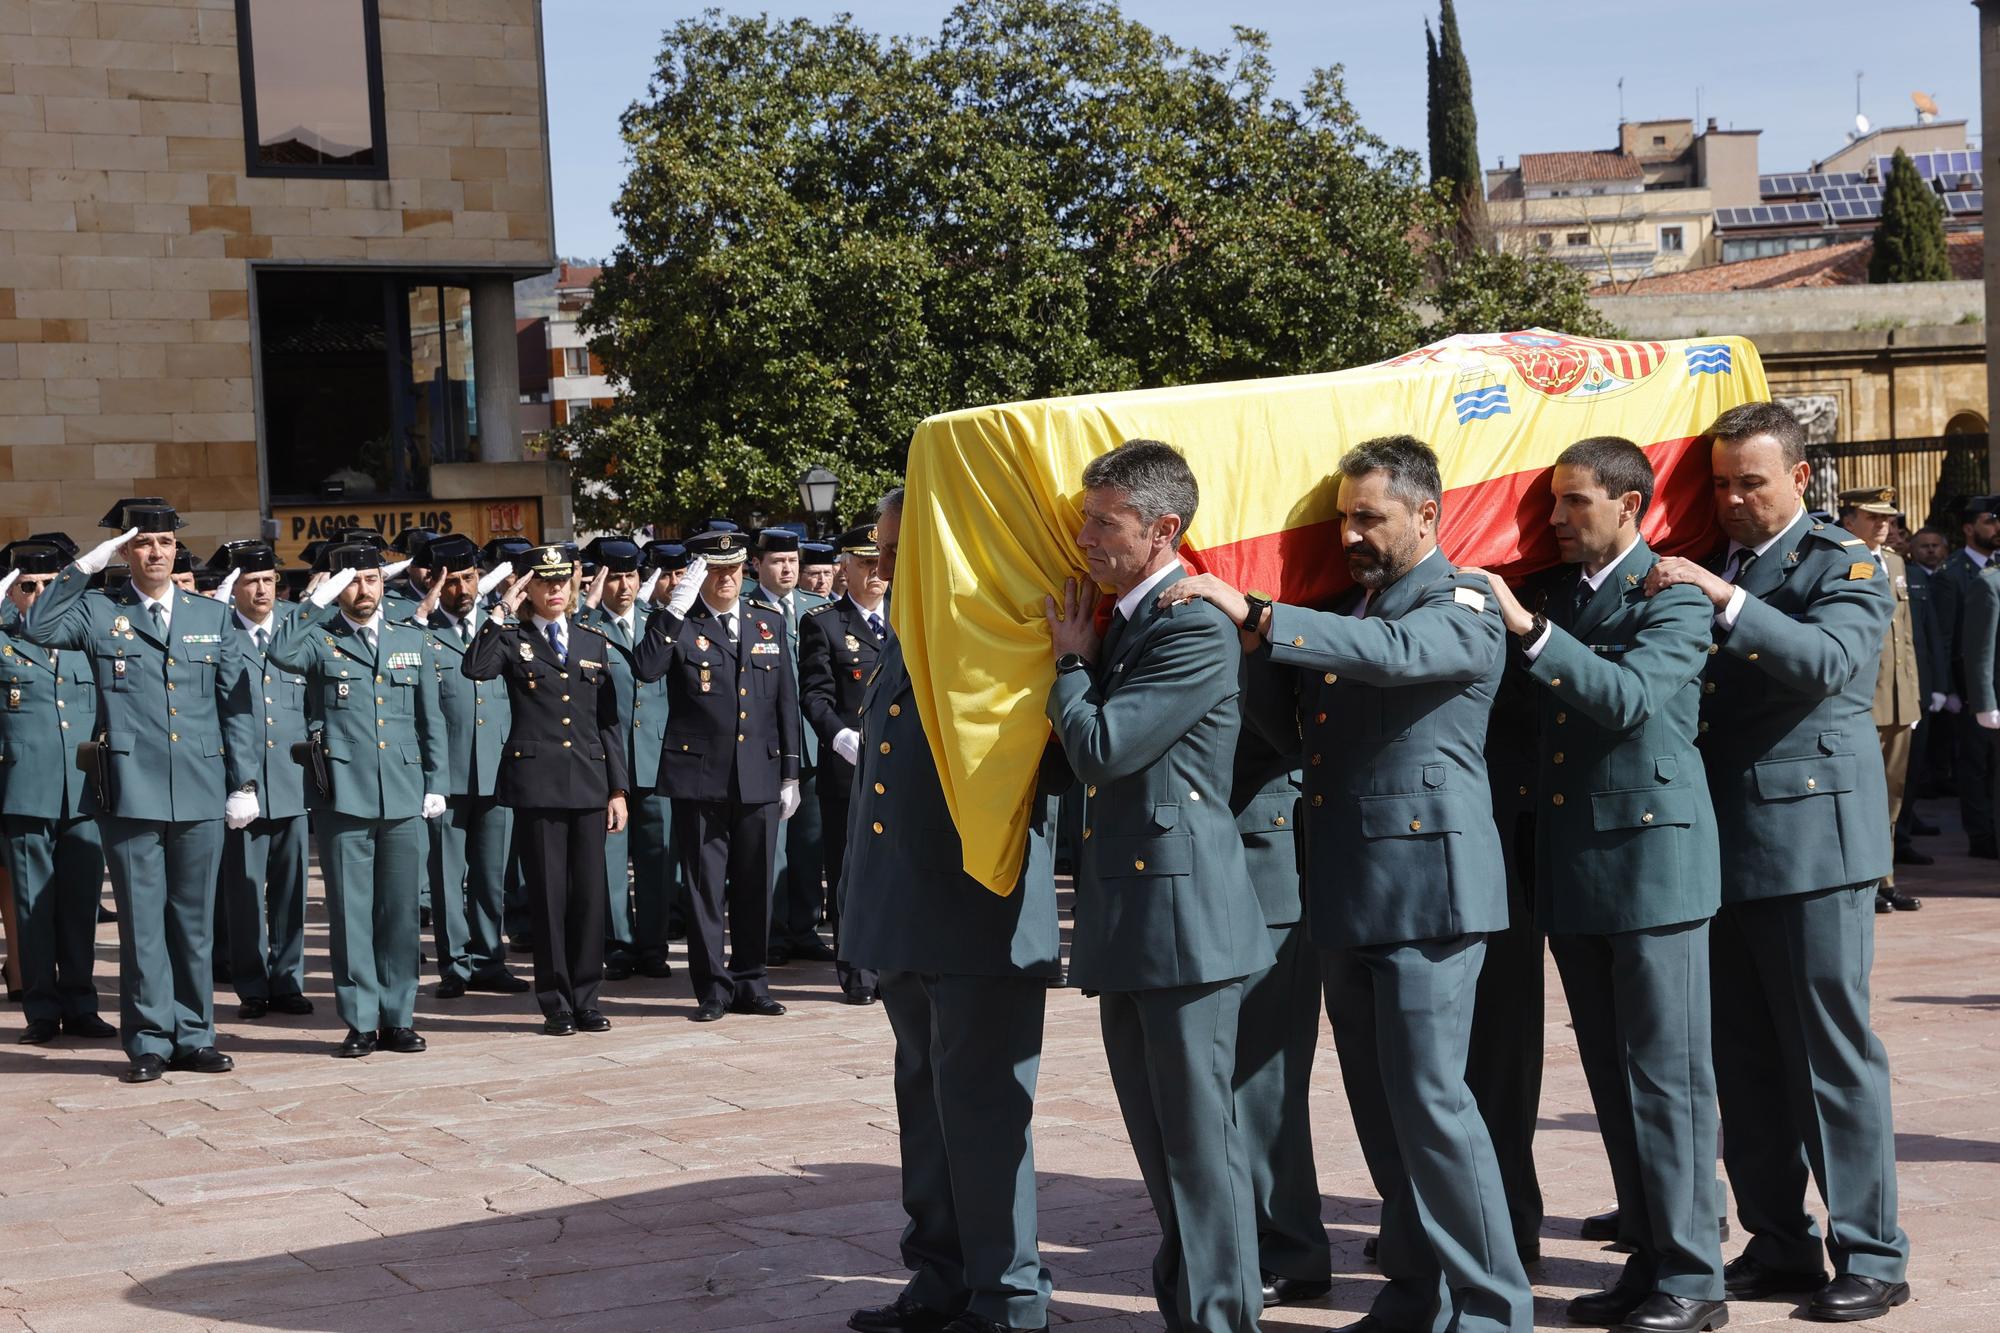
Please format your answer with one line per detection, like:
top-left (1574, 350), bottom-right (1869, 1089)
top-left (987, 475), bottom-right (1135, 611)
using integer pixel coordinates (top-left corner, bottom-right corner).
top-left (692, 1002), bottom-right (726, 1023)
top-left (466, 971), bottom-right (531, 994)
top-left (1568, 1284), bottom-right (1647, 1326)
top-left (848, 1292), bottom-right (955, 1333)
top-left (1581, 1207), bottom-right (1623, 1241)
top-left (434, 976), bottom-right (467, 999)
top-left (98, 907), bottom-right (119, 924)
top-left (1261, 1271), bottom-right (1333, 1305)
top-left (842, 987), bottom-right (879, 1006)
top-left (1723, 1255), bottom-right (1825, 1301)
top-left (1615, 1293), bottom-right (1727, 1331)
top-left (577, 1009), bottom-right (611, 1032)
top-left (638, 958), bottom-right (674, 978)
top-left (1518, 1241), bottom-right (1542, 1264)
top-left (121, 1054), bottom-right (165, 1083)
top-left (237, 998), bottom-right (269, 1019)
top-left (940, 1314), bottom-right (1047, 1333)
top-left (1362, 1234), bottom-right (1378, 1262)
top-left (62, 1013), bottom-right (116, 1038)
top-left (268, 993), bottom-right (314, 1015)
top-left (732, 994), bottom-right (786, 1016)
top-left (336, 1029), bottom-right (377, 1058)
top-left (790, 937), bottom-right (838, 962)
top-left (167, 1046), bottom-right (233, 1074)
top-left (543, 1012), bottom-right (577, 1036)
top-left (603, 961), bottom-right (633, 981)
top-left (1968, 836), bottom-right (1998, 859)
top-left (765, 946), bottom-right (792, 968)
top-left (1880, 888), bottom-right (1922, 911)
top-left (1892, 845), bottom-right (1933, 866)
top-left (18, 1018), bottom-right (58, 1045)
top-left (378, 1026), bottom-right (427, 1053)
top-left (1807, 1275), bottom-right (1909, 1322)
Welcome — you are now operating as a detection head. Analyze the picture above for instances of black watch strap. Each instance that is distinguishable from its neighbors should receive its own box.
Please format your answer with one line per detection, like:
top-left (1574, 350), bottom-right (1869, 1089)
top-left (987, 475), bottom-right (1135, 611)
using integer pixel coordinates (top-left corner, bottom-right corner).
top-left (1516, 611), bottom-right (1548, 645)
top-left (1241, 593), bottom-right (1272, 635)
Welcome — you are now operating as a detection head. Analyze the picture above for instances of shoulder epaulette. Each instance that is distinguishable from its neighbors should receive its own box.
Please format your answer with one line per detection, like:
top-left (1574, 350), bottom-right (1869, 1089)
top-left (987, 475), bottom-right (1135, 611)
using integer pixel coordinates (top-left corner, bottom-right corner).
top-left (1840, 538), bottom-right (1866, 547)
top-left (804, 602), bottom-right (837, 616)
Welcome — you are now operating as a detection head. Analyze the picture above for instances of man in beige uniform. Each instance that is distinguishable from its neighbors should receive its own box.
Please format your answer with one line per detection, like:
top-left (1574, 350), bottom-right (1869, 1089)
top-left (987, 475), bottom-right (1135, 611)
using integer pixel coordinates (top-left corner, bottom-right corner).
top-left (1837, 486), bottom-right (1923, 914)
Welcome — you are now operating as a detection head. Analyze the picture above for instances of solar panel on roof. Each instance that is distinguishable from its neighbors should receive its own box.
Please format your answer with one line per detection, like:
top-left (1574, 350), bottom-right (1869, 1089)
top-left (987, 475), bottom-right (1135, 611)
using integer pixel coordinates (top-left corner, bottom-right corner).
top-left (1945, 191), bottom-right (1982, 215)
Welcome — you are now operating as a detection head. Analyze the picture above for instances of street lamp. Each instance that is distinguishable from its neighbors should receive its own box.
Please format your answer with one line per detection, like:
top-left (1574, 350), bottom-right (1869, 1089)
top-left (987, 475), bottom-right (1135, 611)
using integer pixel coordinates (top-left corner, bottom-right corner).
top-left (798, 466), bottom-right (840, 537)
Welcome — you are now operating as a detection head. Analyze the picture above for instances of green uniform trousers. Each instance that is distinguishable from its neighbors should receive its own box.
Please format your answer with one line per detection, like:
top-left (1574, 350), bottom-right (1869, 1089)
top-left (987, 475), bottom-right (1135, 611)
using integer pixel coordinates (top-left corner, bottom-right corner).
top-left (629, 793), bottom-right (680, 967)
top-left (1234, 920), bottom-right (1330, 1284)
top-left (879, 970), bottom-right (1051, 1327)
top-left (4, 814), bottom-right (103, 1025)
top-left (99, 815), bottom-right (224, 1061)
top-left (1712, 885), bottom-right (1910, 1283)
top-left (1101, 979), bottom-right (1262, 1332)
top-left (318, 811), bottom-right (425, 1034)
top-left (1322, 936), bottom-right (1532, 1333)
top-left (222, 815), bottom-right (308, 1003)
top-left (428, 795), bottom-right (513, 983)
top-left (1551, 921), bottom-right (1723, 1299)
top-left (770, 773), bottom-right (826, 947)
top-left (1465, 809), bottom-right (1545, 1254)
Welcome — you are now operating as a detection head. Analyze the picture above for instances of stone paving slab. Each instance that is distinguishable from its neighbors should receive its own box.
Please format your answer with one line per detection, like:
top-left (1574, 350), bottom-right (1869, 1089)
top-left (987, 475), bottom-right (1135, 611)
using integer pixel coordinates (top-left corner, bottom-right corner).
top-left (2, 803), bottom-right (1997, 1330)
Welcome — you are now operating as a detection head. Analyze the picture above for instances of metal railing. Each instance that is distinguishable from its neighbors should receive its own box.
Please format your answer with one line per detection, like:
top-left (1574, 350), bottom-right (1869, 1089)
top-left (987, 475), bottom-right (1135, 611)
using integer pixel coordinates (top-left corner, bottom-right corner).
top-left (1804, 433), bottom-right (1987, 533)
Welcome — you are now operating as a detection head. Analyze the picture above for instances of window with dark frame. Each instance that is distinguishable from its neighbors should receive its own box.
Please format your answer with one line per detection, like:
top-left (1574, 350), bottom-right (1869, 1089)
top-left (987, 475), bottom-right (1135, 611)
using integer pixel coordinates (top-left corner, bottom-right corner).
top-left (235, 0), bottom-right (387, 179)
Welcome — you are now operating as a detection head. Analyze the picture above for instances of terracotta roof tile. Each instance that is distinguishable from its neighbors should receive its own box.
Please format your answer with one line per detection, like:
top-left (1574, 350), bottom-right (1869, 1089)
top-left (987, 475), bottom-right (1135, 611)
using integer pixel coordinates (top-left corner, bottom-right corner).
top-left (1518, 151), bottom-right (1644, 186)
top-left (1601, 230), bottom-right (1981, 293)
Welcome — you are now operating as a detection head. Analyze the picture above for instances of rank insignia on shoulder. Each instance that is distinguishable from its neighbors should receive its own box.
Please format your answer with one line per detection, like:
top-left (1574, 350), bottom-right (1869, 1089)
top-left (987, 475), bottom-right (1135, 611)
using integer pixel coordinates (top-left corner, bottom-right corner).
top-left (1847, 562), bottom-right (1876, 580)
top-left (1452, 586), bottom-right (1487, 611)
top-left (1841, 538), bottom-right (1866, 547)
top-left (518, 642), bottom-right (536, 661)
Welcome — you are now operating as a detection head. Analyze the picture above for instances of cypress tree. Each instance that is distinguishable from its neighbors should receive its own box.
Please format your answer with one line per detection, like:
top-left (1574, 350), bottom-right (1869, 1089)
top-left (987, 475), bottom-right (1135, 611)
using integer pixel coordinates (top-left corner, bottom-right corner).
top-left (1430, 0), bottom-right (1487, 251)
top-left (1870, 148), bottom-right (1951, 283)
top-left (1424, 21), bottom-right (1442, 185)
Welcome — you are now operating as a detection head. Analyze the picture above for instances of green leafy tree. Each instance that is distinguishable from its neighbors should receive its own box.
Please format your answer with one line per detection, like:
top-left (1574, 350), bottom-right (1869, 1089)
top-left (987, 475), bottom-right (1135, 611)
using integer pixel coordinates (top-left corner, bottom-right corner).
top-left (1425, 245), bottom-right (1620, 341)
top-left (1870, 148), bottom-right (1951, 283)
top-left (1427, 0), bottom-right (1487, 254)
top-left (560, 0), bottom-right (1604, 531)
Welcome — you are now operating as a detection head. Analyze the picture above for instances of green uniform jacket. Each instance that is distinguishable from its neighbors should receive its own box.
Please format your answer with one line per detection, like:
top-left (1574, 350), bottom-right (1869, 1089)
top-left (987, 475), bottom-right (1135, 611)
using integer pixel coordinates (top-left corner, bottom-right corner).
top-left (1257, 547), bottom-right (1510, 951)
top-left (227, 606), bottom-right (312, 821)
top-left (841, 636), bottom-right (1064, 977)
top-left (745, 582), bottom-right (830, 767)
top-left (1229, 726), bottom-right (1303, 928)
top-left (1518, 540), bottom-right (1720, 935)
top-left (415, 609), bottom-right (510, 797)
top-left (21, 569), bottom-right (258, 819)
top-left (1046, 566), bottom-right (1273, 992)
top-left (575, 603), bottom-right (666, 791)
top-left (1931, 546), bottom-right (1982, 691)
top-left (266, 607), bottom-right (447, 821)
top-left (1903, 561), bottom-right (1946, 700)
top-left (1957, 565), bottom-right (2000, 713)
top-left (1698, 510), bottom-right (1894, 902)
top-left (0, 622), bottom-right (96, 820)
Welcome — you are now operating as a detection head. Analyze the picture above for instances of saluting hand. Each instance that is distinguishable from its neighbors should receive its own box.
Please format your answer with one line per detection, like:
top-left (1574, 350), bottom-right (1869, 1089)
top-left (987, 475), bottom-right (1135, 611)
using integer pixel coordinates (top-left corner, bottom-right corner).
top-left (1647, 556), bottom-right (1733, 609)
top-left (416, 566), bottom-right (444, 620)
top-left (1044, 578), bottom-right (1105, 664)
top-left (498, 570), bottom-right (533, 620)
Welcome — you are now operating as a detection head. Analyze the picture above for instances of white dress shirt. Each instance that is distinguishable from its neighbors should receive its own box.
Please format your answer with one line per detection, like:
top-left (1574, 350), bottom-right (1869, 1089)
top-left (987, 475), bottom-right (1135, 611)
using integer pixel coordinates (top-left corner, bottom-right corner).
top-left (1522, 535), bottom-right (1643, 662)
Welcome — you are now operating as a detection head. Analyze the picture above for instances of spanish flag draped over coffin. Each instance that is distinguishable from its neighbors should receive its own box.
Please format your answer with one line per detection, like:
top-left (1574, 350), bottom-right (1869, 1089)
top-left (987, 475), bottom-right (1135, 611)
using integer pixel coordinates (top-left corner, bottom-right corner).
top-left (897, 329), bottom-right (1770, 896)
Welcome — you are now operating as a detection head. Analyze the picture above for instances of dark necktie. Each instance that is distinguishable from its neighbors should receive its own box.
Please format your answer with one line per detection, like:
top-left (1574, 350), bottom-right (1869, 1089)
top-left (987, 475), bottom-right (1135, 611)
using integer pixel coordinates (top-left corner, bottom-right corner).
top-left (254, 627), bottom-right (267, 654)
top-left (546, 621), bottom-right (565, 663)
top-left (148, 602), bottom-right (165, 635)
top-left (725, 613), bottom-right (738, 645)
top-left (1101, 610), bottom-right (1129, 672)
top-left (1721, 548), bottom-right (1756, 585)
top-left (459, 618), bottom-right (471, 646)
top-left (361, 626), bottom-right (376, 654)
top-left (1572, 575), bottom-right (1594, 615)
top-left (867, 611), bottom-right (884, 640)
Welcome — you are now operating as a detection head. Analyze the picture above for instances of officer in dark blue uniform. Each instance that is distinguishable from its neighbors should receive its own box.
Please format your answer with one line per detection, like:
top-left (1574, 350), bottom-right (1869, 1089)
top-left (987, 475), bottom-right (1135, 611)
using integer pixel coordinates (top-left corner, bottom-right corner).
top-left (636, 540), bottom-right (692, 963)
top-left (634, 529), bottom-right (802, 1022)
top-left (482, 535), bottom-right (540, 950)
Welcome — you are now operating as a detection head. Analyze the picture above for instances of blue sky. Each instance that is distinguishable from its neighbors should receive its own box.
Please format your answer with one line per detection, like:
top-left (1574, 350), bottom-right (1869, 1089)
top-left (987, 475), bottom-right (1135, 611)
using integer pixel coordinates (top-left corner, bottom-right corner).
top-left (543, 1), bottom-right (1983, 261)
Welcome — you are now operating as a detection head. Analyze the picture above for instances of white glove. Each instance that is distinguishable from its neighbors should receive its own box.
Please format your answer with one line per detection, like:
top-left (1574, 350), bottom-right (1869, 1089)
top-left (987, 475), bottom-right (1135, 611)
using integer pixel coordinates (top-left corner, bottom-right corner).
top-left (1946, 693), bottom-right (1964, 715)
top-left (1979, 711), bottom-right (2000, 731)
top-left (1930, 691), bottom-right (1949, 714)
top-left (0, 569), bottom-right (19, 599)
top-left (381, 557), bottom-right (412, 582)
top-left (76, 527), bottom-right (138, 576)
top-left (308, 566), bottom-right (357, 608)
top-left (422, 792), bottom-right (447, 819)
top-left (477, 562), bottom-right (514, 596)
top-left (638, 568), bottom-right (663, 604)
top-left (224, 789), bottom-right (259, 829)
top-left (665, 557), bottom-right (705, 616)
top-left (1909, 718), bottom-right (1921, 731)
top-left (778, 778), bottom-right (800, 821)
top-left (832, 728), bottom-right (860, 766)
top-left (211, 567), bottom-right (240, 603)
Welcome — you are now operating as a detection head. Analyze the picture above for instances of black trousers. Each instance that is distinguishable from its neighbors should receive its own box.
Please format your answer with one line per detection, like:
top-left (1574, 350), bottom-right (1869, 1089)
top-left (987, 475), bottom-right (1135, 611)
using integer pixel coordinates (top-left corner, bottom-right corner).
top-left (515, 807), bottom-right (607, 1018)
top-left (673, 795), bottom-right (777, 1008)
top-left (822, 791), bottom-right (880, 997)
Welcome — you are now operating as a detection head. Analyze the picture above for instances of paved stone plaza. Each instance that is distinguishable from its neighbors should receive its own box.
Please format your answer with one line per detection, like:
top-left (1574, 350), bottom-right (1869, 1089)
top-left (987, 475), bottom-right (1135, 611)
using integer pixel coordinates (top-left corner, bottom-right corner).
top-left (2, 813), bottom-right (1996, 1332)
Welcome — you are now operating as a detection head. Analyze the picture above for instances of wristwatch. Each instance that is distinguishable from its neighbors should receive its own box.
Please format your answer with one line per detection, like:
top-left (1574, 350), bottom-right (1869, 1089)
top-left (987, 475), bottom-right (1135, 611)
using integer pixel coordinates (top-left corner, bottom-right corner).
top-left (1241, 592), bottom-right (1273, 635)
top-left (1516, 612), bottom-right (1548, 646)
top-left (1055, 652), bottom-right (1090, 675)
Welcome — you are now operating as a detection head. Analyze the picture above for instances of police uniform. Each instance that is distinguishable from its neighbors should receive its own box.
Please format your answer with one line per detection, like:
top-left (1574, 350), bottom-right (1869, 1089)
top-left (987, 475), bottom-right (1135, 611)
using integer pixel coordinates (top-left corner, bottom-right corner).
top-left (482, 535), bottom-right (539, 951)
top-left (1254, 546), bottom-right (1532, 1333)
top-left (211, 540), bottom-right (315, 1019)
top-left (267, 542), bottom-right (447, 1055)
top-left (1895, 550), bottom-right (1946, 859)
top-left (1049, 563), bottom-right (1273, 1331)
top-left (633, 529), bottom-right (802, 1020)
top-left (798, 525), bottom-right (890, 1001)
top-left (0, 539), bottom-right (110, 1043)
top-left (745, 529), bottom-right (835, 966)
top-left (575, 536), bottom-right (672, 981)
top-left (634, 540), bottom-right (691, 960)
top-left (1699, 506), bottom-right (1910, 1315)
top-left (22, 499), bottom-right (260, 1080)
top-left (410, 535), bottom-right (525, 996)
top-left (464, 546), bottom-right (629, 1030)
top-left (1930, 498), bottom-right (1996, 854)
top-left (843, 636), bottom-right (1063, 1331)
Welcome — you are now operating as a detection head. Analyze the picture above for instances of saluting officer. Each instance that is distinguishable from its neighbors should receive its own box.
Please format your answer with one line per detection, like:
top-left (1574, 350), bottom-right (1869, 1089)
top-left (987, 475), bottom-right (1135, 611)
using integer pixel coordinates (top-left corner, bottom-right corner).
top-left (213, 539), bottom-right (316, 1021)
top-left (0, 539), bottom-right (112, 1045)
top-left (637, 540), bottom-right (692, 963)
top-left (1648, 401), bottom-right (1910, 1323)
top-left (22, 498), bottom-right (261, 1083)
top-left (575, 535), bottom-right (672, 981)
top-left (1475, 437), bottom-right (1726, 1332)
top-left (464, 544), bottom-right (630, 1035)
top-left (483, 534), bottom-right (540, 949)
top-left (410, 535), bottom-right (527, 999)
top-left (269, 543), bottom-right (448, 1059)
top-left (799, 523), bottom-right (891, 1003)
top-left (634, 530), bottom-right (802, 1023)
top-left (747, 529), bottom-right (835, 968)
